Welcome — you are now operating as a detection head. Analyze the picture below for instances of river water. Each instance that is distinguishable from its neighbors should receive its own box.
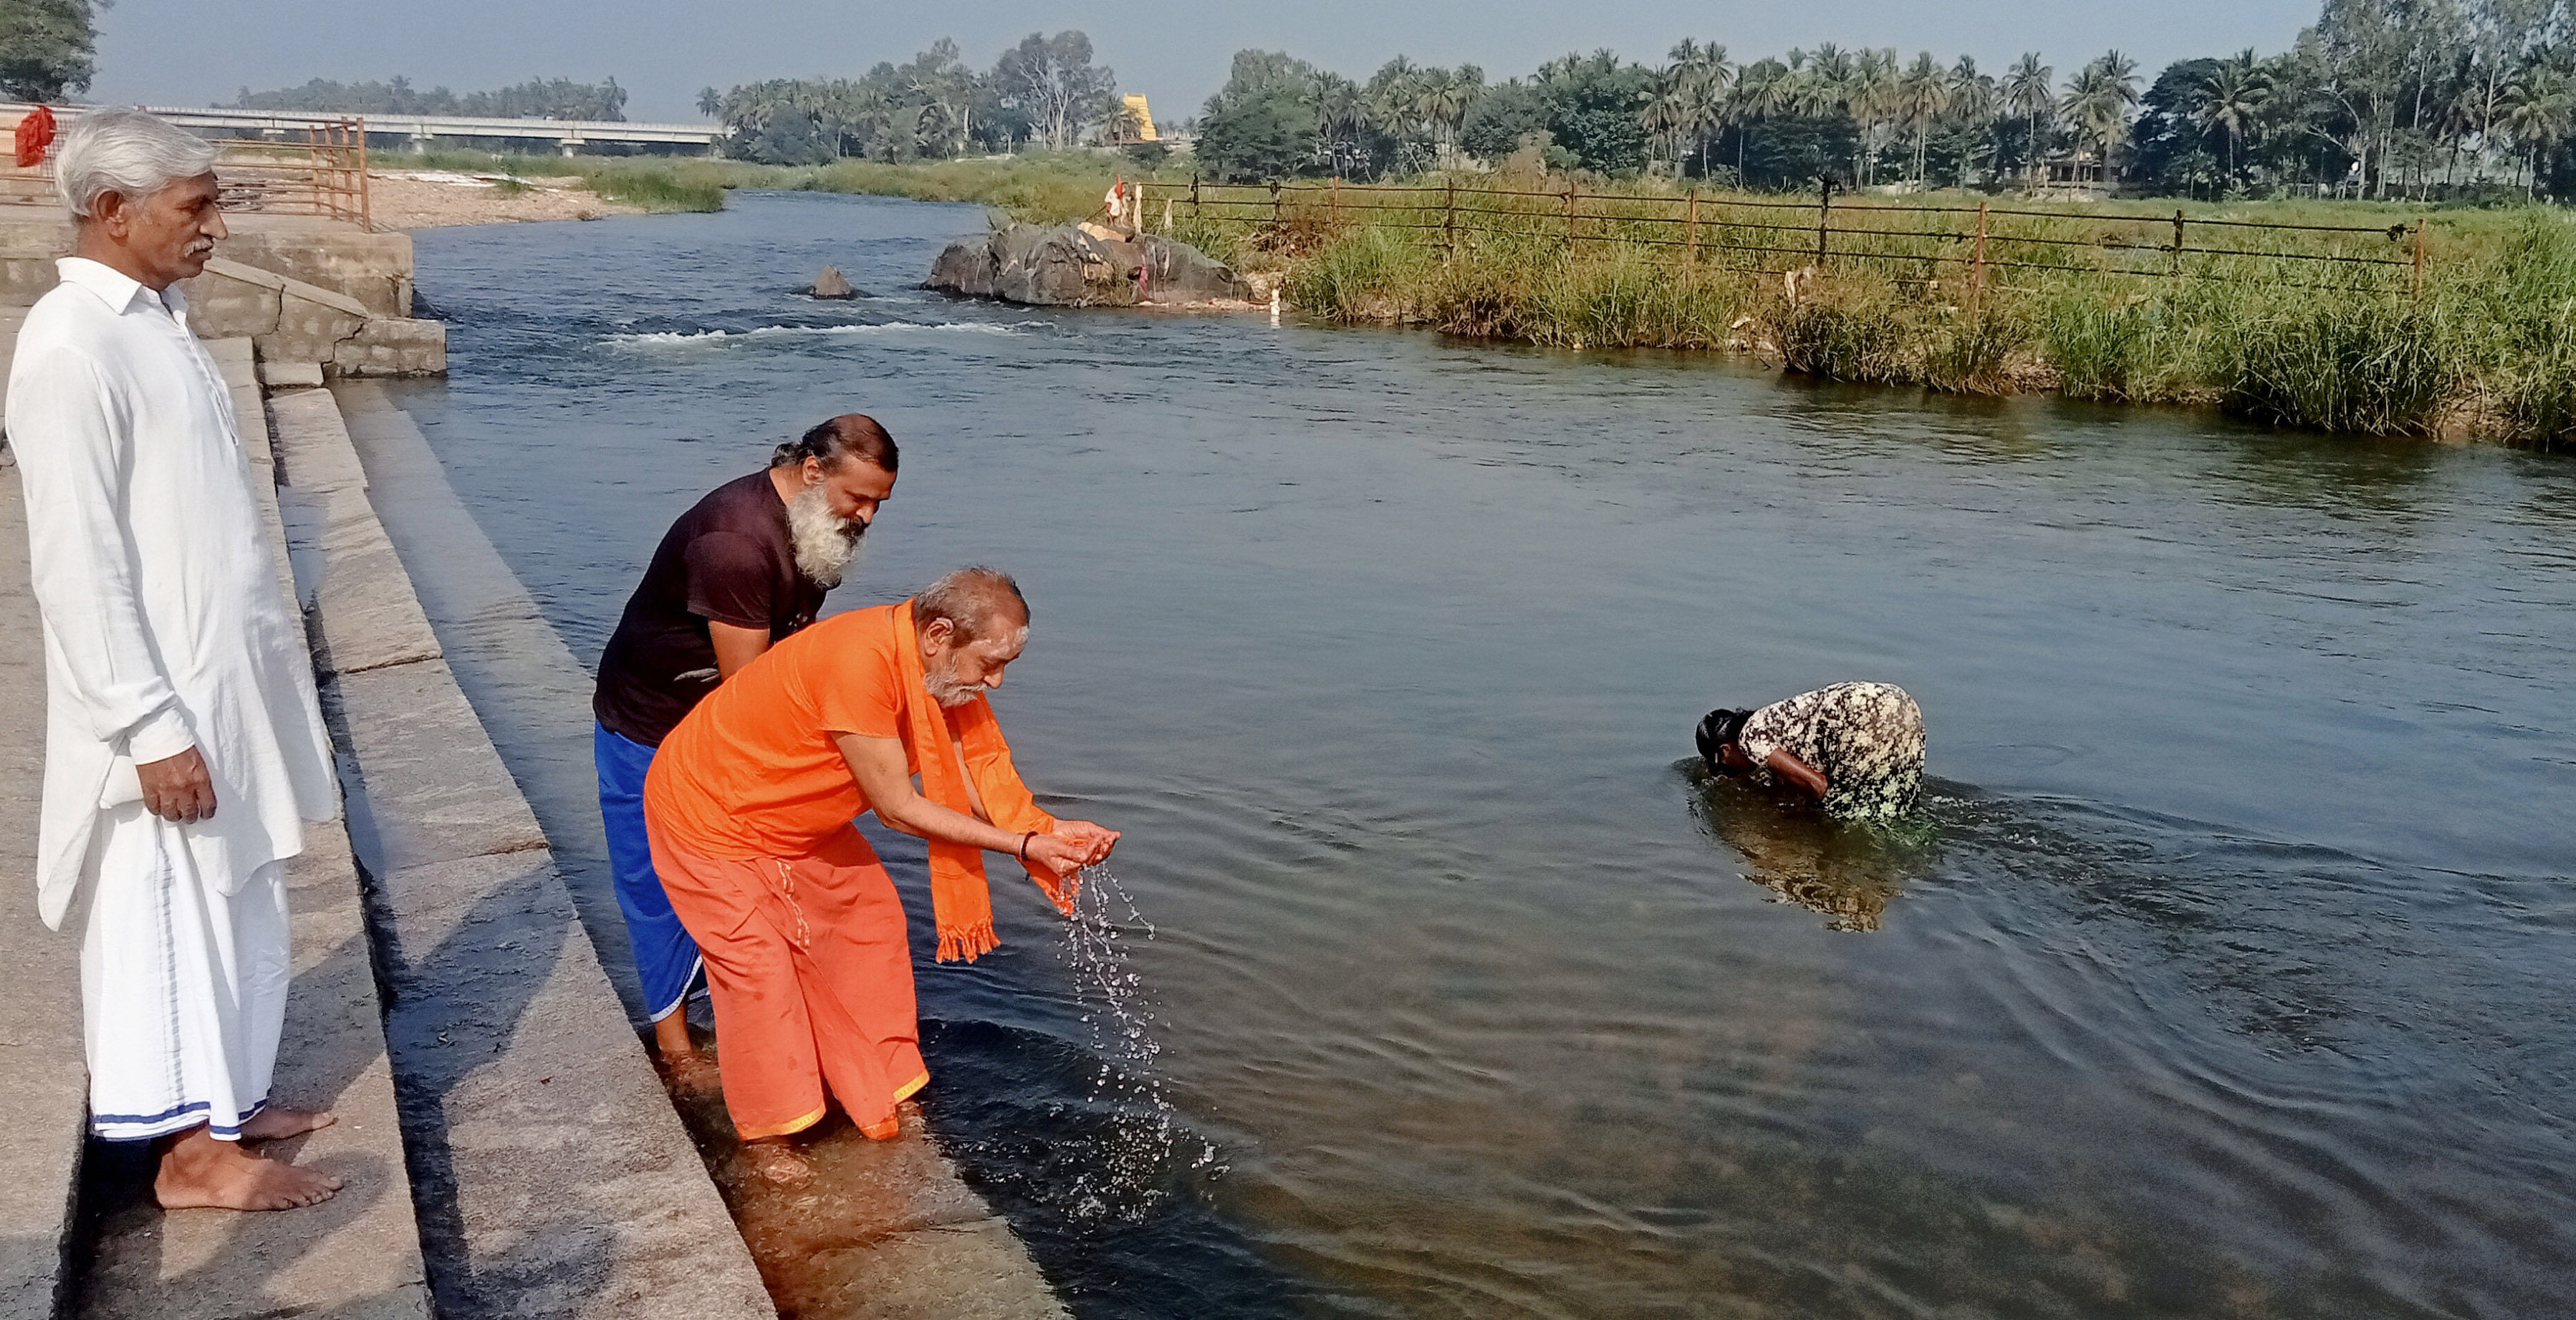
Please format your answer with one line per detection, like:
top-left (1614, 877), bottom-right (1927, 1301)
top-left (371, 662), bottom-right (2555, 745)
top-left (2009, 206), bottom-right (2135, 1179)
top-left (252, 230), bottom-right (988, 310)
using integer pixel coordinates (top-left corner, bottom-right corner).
top-left (387, 191), bottom-right (2576, 1319)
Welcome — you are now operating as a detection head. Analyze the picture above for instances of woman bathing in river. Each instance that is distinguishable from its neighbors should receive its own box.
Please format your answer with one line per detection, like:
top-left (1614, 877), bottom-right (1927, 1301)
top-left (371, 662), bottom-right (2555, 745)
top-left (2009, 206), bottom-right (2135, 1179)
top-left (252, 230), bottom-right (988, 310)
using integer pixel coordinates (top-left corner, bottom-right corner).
top-left (1698, 683), bottom-right (1927, 821)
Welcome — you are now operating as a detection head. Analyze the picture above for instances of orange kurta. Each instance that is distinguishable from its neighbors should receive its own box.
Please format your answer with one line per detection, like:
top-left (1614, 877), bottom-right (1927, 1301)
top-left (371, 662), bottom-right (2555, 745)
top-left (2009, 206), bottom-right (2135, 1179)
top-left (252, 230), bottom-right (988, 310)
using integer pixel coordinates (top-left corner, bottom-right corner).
top-left (642, 602), bottom-right (1060, 1140)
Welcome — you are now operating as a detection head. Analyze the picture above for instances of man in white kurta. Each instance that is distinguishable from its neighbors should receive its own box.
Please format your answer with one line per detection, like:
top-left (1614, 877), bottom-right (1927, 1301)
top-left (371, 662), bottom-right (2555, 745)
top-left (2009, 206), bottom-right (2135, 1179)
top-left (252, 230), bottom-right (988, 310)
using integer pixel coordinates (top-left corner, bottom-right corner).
top-left (6, 108), bottom-right (342, 1210)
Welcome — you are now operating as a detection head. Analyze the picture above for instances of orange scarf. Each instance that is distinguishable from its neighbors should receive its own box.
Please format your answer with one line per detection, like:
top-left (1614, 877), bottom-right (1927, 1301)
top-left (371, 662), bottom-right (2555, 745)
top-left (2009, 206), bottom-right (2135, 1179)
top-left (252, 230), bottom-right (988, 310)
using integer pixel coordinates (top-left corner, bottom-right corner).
top-left (891, 599), bottom-right (1070, 961)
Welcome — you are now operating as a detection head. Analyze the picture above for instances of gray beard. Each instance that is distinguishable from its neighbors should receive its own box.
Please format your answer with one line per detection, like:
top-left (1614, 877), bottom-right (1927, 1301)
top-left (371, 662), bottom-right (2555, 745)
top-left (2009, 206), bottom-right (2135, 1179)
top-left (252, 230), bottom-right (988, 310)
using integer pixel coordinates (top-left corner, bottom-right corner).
top-left (784, 479), bottom-right (865, 588)
top-left (925, 667), bottom-right (979, 707)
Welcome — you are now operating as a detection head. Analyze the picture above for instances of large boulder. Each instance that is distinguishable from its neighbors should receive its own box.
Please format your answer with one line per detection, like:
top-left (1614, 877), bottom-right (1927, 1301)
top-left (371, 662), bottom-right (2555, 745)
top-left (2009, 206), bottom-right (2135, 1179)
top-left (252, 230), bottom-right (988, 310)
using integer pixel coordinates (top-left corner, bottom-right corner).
top-left (926, 222), bottom-right (1251, 308)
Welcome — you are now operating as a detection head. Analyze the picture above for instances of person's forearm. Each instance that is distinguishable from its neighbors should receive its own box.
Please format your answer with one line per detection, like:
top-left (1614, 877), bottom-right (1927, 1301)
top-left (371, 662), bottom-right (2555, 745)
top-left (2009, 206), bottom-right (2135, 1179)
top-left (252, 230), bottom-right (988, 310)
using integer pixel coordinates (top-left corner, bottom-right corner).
top-left (1767, 749), bottom-right (1831, 800)
top-left (878, 791), bottom-right (1032, 855)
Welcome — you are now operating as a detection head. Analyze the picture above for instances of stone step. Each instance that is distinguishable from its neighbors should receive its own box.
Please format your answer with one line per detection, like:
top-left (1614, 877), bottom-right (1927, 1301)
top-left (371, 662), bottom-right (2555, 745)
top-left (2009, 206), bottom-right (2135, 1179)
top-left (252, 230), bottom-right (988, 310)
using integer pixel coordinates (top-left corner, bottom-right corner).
top-left (71, 339), bottom-right (432, 1320)
top-left (0, 461), bottom-right (92, 1320)
top-left (267, 381), bottom-right (777, 1320)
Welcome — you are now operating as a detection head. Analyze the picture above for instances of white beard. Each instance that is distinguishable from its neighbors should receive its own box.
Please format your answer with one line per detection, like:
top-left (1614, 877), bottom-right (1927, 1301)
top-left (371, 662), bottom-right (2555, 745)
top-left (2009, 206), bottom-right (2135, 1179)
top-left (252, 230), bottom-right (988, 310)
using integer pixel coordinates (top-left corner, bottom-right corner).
top-left (785, 478), bottom-right (865, 588)
top-left (925, 665), bottom-right (979, 707)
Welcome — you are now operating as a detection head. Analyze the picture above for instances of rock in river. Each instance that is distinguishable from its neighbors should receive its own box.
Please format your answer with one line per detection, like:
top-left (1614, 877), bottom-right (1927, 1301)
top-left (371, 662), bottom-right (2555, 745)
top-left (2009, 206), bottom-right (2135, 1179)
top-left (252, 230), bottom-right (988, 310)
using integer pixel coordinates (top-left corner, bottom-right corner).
top-left (926, 222), bottom-right (1251, 308)
top-left (809, 264), bottom-right (857, 298)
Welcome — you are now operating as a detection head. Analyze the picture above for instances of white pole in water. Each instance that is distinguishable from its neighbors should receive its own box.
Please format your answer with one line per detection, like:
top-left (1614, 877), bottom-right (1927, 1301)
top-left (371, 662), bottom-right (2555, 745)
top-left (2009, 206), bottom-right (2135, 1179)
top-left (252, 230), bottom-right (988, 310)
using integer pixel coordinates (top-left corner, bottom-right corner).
top-left (1269, 286), bottom-right (1281, 324)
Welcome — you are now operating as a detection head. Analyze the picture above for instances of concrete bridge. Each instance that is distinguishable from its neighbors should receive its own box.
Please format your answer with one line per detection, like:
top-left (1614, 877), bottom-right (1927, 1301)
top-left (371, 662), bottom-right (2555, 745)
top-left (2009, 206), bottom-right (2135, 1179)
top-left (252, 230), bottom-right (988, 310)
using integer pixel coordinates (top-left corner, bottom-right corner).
top-left (144, 105), bottom-right (721, 155)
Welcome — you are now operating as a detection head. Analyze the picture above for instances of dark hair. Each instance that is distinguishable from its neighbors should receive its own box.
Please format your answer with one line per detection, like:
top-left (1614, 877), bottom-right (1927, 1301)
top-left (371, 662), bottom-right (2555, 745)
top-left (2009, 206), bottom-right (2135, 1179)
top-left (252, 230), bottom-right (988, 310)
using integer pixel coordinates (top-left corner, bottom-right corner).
top-left (1696, 708), bottom-right (1752, 768)
top-left (913, 565), bottom-right (1029, 644)
top-left (772, 413), bottom-right (899, 475)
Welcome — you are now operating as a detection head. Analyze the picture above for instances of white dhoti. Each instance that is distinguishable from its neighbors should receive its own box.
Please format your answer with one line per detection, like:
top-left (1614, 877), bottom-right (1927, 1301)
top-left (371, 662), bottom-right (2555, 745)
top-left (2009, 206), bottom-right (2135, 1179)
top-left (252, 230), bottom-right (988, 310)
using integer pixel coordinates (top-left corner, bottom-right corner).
top-left (11, 257), bottom-right (341, 1143)
top-left (78, 805), bottom-right (291, 1142)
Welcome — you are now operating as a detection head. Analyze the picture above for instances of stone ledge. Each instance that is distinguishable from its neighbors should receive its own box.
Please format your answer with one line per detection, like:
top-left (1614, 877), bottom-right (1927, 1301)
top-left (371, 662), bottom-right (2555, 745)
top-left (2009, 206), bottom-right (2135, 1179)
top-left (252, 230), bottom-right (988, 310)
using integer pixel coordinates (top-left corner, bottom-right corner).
top-left (781, 1220), bottom-right (1069, 1320)
top-left (322, 657), bottom-right (550, 875)
top-left (278, 483), bottom-right (444, 679)
top-left (267, 387), bottom-right (373, 496)
top-left (259, 359), bottom-right (326, 389)
top-left (0, 483), bottom-right (83, 1317)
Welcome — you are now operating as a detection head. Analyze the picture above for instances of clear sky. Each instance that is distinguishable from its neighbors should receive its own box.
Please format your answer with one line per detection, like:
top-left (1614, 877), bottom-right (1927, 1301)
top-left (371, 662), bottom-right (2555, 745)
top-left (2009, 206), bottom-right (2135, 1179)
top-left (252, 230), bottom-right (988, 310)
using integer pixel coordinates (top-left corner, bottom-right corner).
top-left (94, 0), bottom-right (2322, 125)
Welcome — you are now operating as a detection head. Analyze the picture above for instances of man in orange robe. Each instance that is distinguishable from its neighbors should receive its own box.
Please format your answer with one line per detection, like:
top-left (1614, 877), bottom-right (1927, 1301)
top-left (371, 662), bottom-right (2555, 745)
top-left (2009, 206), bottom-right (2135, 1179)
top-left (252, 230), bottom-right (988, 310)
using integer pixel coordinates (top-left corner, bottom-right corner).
top-left (643, 566), bottom-right (1116, 1180)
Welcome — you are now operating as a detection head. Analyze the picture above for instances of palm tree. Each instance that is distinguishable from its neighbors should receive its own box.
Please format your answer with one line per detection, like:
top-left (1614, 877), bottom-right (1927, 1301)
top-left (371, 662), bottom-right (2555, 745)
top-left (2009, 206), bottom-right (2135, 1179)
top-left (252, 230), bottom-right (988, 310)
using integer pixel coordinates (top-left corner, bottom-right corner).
top-left (2001, 53), bottom-right (2055, 186)
top-left (1948, 56), bottom-right (1999, 183)
top-left (1849, 48), bottom-right (1901, 185)
top-left (2501, 64), bottom-right (2576, 194)
top-left (2196, 49), bottom-right (2272, 182)
top-left (2061, 52), bottom-right (2141, 184)
top-left (1730, 57), bottom-right (1793, 177)
top-left (1661, 39), bottom-right (1736, 176)
top-left (1416, 66), bottom-right (1481, 170)
top-left (1316, 74), bottom-right (1372, 177)
top-left (1896, 52), bottom-right (1953, 185)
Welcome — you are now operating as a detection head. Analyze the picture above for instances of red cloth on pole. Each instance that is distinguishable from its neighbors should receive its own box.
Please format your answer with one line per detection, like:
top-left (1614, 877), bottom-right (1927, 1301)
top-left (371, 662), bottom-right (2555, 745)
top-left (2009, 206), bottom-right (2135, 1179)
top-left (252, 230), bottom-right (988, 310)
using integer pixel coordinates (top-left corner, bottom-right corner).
top-left (15, 105), bottom-right (57, 169)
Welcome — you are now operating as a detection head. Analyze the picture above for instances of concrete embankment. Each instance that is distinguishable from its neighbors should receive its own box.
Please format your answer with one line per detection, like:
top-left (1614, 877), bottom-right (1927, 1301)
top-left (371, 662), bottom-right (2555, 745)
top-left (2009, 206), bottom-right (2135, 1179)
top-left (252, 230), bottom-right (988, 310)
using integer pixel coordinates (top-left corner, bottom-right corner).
top-left (0, 215), bottom-right (444, 382)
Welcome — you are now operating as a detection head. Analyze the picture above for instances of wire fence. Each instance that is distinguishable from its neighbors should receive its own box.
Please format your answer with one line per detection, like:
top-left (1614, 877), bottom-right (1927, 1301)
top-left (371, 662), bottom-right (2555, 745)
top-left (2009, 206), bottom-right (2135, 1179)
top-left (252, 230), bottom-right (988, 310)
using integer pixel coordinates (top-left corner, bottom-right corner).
top-left (1145, 175), bottom-right (2429, 303)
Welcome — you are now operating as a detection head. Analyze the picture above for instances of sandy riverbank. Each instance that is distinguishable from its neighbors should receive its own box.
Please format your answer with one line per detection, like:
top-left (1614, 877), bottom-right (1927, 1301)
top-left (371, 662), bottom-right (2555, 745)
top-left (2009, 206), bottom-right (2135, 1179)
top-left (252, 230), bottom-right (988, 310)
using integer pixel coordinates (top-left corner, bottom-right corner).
top-left (369, 169), bottom-right (643, 228)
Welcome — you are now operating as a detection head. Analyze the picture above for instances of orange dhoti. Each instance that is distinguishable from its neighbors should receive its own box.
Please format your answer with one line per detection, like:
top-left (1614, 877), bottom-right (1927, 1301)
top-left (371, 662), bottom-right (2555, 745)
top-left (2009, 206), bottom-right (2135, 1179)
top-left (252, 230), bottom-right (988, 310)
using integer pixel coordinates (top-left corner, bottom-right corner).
top-left (648, 825), bottom-right (927, 1141)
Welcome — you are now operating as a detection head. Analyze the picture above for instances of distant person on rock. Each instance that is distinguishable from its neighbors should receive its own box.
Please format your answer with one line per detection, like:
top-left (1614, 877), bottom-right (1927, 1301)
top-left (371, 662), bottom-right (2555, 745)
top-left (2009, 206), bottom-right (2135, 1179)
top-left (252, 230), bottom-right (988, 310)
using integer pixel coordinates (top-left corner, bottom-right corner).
top-left (642, 567), bottom-right (1118, 1184)
top-left (593, 415), bottom-right (898, 1076)
top-left (1698, 683), bottom-right (1928, 821)
top-left (6, 108), bottom-right (344, 1210)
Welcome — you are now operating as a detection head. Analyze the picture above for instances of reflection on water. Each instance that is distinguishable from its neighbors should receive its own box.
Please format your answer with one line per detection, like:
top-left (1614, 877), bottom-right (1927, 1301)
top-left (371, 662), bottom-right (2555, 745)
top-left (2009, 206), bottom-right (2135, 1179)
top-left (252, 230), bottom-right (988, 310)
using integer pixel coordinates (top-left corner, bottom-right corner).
top-left (1681, 761), bottom-right (1941, 930)
top-left (389, 191), bottom-right (2576, 1320)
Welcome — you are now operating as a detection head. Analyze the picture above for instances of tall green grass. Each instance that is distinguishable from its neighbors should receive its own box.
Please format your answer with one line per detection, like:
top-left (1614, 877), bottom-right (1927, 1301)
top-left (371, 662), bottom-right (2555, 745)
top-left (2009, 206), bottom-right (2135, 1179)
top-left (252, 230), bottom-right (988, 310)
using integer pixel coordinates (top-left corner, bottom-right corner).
top-left (2216, 300), bottom-right (2457, 435)
top-left (380, 152), bottom-right (2576, 445)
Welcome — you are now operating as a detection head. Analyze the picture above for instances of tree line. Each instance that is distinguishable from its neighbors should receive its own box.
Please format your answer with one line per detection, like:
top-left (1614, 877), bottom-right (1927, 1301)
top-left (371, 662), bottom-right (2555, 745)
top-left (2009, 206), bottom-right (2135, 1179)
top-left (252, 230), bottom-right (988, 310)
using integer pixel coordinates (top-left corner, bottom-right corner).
top-left (695, 32), bottom-right (1118, 164)
top-left (224, 77), bottom-right (631, 122)
top-left (1195, 1), bottom-right (2576, 199)
top-left (14, 0), bottom-right (2576, 199)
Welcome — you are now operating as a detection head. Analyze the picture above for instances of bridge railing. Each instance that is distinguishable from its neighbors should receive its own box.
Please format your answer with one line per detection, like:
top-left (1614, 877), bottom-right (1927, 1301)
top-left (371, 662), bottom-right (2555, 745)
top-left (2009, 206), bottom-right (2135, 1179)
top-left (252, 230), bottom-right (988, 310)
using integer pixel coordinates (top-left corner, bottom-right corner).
top-left (0, 105), bottom-right (370, 230)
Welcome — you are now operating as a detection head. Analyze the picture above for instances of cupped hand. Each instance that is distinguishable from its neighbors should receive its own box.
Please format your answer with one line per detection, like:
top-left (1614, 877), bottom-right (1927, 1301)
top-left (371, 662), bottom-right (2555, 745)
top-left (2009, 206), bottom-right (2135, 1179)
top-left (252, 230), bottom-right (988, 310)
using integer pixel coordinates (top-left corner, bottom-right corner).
top-left (1024, 832), bottom-right (1095, 877)
top-left (1052, 819), bottom-right (1120, 867)
top-left (138, 746), bottom-right (216, 824)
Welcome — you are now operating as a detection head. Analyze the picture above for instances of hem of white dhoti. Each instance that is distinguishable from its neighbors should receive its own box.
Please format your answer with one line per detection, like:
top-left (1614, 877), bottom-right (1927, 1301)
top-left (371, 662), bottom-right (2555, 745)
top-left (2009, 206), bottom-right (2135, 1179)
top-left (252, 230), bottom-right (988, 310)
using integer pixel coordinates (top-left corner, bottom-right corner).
top-left (90, 1095), bottom-right (269, 1142)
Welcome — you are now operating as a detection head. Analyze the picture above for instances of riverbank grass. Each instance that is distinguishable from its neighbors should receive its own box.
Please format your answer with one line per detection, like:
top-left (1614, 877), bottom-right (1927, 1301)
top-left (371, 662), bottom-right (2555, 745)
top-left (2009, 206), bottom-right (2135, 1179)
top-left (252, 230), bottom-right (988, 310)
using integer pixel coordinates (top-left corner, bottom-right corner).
top-left (415, 151), bottom-right (2576, 445)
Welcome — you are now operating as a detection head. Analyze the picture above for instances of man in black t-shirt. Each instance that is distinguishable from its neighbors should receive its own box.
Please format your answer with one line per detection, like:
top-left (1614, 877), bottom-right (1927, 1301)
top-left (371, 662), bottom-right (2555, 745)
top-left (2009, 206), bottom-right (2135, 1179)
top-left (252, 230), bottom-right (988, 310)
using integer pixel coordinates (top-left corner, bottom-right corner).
top-left (594, 415), bottom-right (899, 1071)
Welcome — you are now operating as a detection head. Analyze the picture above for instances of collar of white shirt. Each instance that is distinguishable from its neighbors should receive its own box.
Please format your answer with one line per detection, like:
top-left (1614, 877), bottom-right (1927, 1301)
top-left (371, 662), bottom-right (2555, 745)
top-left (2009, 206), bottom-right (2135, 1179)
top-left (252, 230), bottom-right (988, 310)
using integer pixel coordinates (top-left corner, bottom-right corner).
top-left (53, 255), bottom-right (186, 317)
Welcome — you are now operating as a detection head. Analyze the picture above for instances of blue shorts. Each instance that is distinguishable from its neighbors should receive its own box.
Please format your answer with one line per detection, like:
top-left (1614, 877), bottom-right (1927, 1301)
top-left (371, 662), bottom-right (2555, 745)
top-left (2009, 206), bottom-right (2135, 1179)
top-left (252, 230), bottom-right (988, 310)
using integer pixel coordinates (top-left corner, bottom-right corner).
top-left (596, 723), bottom-right (703, 1021)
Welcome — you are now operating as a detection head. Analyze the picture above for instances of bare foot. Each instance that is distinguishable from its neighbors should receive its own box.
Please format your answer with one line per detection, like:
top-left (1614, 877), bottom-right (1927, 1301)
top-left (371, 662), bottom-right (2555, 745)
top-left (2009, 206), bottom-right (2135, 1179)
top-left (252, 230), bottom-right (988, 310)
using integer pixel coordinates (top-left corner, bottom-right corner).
top-left (650, 1016), bottom-right (720, 1093)
top-left (239, 1105), bottom-right (335, 1142)
top-left (737, 1139), bottom-right (811, 1188)
top-left (153, 1125), bottom-right (343, 1211)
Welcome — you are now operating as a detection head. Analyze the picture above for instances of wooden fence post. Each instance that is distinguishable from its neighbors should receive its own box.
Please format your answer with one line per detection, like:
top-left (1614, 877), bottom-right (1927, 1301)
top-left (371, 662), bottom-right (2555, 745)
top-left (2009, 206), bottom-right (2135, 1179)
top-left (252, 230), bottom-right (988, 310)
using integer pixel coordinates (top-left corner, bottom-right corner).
top-left (1271, 178), bottom-right (1282, 233)
top-left (1565, 182), bottom-right (1578, 248)
top-left (1686, 188), bottom-right (1699, 266)
top-left (1444, 176), bottom-right (1456, 254)
top-left (1330, 175), bottom-right (1341, 228)
top-left (1815, 176), bottom-right (1832, 267)
top-left (355, 120), bottom-right (371, 231)
top-left (1971, 200), bottom-right (1989, 314)
top-left (2171, 209), bottom-right (2186, 277)
top-left (1191, 173), bottom-right (1201, 222)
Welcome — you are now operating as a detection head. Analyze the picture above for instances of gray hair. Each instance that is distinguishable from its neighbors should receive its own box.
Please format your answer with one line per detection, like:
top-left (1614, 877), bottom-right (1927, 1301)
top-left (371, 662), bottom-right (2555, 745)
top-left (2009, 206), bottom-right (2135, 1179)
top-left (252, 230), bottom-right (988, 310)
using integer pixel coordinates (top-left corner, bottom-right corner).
top-left (913, 566), bottom-right (1029, 644)
top-left (56, 109), bottom-right (218, 220)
